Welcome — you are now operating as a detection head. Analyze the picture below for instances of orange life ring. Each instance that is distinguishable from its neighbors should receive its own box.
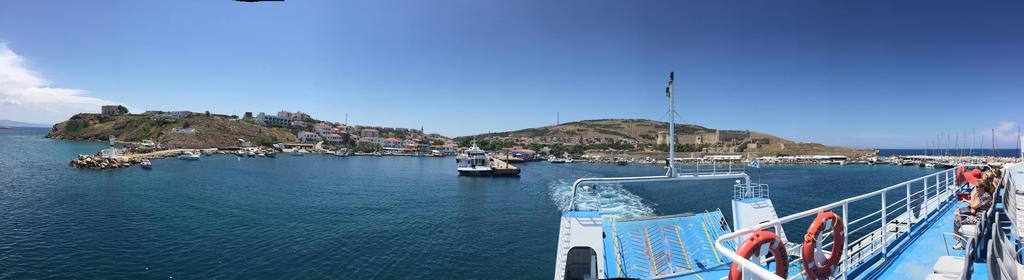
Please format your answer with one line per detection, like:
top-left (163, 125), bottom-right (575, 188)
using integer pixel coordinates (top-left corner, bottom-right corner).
top-left (802, 211), bottom-right (845, 280)
top-left (728, 230), bottom-right (788, 280)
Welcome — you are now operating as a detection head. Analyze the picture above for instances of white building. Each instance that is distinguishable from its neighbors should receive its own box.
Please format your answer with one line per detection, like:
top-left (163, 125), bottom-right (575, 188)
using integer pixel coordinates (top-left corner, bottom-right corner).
top-left (165, 111), bottom-right (192, 119)
top-left (277, 110), bottom-right (308, 121)
top-left (381, 137), bottom-right (402, 148)
top-left (441, 143), bottom-right (458, 155)
top-left (171, 127), bottom-right (196, 134)
top-left (297, 131), bottom-right (322, 143)
top-left (314, 123), bottom-right (333, 135)
top-left (254, 112), bottom-right (290, 127)
top-left (361, 128), bottom-right (379, 138)
top-left (322, 133), bottom-right (346, 145)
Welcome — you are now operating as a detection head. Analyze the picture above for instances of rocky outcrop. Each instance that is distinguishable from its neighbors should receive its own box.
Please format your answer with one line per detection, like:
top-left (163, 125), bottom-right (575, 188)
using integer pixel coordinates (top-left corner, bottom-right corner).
top-left (69, 154), bottom-right (140, 169)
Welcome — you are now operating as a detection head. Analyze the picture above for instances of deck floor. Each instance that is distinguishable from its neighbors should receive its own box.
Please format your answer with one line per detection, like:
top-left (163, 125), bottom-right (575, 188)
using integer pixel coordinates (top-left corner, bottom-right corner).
top-left (602, 211), bottom-right (735, 279)
top-left (873, 199), bottom-right (990, 279)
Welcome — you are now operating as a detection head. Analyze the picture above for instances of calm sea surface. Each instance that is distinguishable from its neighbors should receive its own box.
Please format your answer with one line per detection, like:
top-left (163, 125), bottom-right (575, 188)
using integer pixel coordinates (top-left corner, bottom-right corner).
top-left (1, 128), bottom-right (940, 279)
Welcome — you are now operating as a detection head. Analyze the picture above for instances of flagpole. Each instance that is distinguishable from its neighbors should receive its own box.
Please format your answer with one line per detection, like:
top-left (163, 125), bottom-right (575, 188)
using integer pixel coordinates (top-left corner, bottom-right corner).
top-left (667, 71), bottom-right (676, 178)
top-left (757, 163), bottom-right (761, 185)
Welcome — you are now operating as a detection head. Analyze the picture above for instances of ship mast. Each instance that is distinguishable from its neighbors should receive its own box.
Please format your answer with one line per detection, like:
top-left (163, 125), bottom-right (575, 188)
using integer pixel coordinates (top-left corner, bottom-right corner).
top-left (667, 72), bottom-right (676, 177)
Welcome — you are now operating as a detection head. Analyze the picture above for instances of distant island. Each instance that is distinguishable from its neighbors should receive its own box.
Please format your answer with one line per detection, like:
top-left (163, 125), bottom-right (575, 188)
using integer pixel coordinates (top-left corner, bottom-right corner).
top-left (0, 119), bottom-right (50, 128)
top-left (45, 105), bottom-right (875, 162)
top-left (46, 105), bottom-right (457, 154)
top-left (456, 119), bottom-right (877, 159)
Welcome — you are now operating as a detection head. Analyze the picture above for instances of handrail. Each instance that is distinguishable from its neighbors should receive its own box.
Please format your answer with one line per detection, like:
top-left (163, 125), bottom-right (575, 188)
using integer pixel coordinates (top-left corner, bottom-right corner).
top-left (714, 166), bottom-right (975, 280)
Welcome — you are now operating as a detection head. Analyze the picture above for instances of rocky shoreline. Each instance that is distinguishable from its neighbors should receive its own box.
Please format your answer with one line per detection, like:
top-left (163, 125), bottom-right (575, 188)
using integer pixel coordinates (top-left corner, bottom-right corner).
top-left (68, 149), bottom-right (192, 170)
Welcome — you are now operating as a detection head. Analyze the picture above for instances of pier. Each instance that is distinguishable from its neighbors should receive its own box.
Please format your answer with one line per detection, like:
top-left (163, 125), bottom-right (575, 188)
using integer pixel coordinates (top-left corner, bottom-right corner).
top-left (490, 157), bottom-right (520, 176)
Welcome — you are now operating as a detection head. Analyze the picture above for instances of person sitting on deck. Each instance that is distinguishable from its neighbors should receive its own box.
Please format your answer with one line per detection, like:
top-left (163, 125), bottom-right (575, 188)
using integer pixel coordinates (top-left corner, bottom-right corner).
top-left (951, 174), bottom-right (994, 250)
top-left (990, 168), bottom-right (1003, 189)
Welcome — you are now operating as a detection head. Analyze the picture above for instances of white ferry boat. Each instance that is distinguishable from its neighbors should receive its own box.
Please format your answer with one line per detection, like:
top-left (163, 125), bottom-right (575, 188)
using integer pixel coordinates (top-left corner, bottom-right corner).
top-left (552, 73), bottom-right (1024, 280)
top-left (456, 142), bottom-right (492, 176)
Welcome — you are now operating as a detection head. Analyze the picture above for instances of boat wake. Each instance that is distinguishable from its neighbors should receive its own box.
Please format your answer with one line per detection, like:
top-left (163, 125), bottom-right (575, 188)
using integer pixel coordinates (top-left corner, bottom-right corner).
top-left (549, 178), bottom-right (654, 220)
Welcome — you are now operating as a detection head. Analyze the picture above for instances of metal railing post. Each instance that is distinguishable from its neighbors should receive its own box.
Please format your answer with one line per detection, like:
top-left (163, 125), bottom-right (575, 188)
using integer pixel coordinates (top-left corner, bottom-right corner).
top-left (842, 203), bottom-right (850, 280)
top-left (880, 190), bottom-right (888, 257)
top-left (906, 183), bottom-right (912, 226)
top-left (923, 177), bottom-right (929, 216)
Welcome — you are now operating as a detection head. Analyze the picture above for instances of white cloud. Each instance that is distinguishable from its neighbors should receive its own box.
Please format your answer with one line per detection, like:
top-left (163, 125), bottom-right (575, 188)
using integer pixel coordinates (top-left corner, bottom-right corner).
top-left (0, 42), bottom-right (119, 123)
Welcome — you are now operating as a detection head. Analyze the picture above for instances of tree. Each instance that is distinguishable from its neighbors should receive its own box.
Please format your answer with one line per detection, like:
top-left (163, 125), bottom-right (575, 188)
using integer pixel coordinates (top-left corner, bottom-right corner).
top-left (115, 105), bottom-right (129, 115)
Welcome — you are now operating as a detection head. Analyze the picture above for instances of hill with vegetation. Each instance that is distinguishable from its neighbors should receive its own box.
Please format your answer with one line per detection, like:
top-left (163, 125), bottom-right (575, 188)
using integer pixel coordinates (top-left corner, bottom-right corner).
top-left (466, 119), bottom-right (766, 144)
top-left (47, 113), bottom-right (297, 148)
top-left (458, 119), bottom-right (876, 158)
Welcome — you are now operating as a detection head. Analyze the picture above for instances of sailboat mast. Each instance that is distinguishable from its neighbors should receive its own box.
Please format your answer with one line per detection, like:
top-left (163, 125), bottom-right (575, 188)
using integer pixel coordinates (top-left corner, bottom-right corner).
top-left (667, 71), bottom-right (676, 177)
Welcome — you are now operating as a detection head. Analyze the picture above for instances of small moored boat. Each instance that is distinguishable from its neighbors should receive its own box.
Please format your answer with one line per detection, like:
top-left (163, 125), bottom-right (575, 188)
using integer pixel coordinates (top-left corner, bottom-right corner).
top-left (178, 150), bottom-right (201, 160)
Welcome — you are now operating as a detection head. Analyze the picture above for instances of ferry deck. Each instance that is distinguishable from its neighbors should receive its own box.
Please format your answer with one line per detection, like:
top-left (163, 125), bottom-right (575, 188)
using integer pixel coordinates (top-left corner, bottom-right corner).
top-left (555, 163), bottom-right (1024, 279)
top-left (718, 163), bottom-right (1024, 280)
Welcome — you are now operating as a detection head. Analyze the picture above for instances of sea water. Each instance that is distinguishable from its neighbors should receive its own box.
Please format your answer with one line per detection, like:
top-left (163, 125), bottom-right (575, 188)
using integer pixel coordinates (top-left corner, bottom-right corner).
top-left (0, 128), bottom-right (938, 279)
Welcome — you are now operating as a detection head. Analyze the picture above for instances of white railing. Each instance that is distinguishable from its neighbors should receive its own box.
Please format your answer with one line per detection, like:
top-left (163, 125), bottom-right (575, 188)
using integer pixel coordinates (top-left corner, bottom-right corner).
top-left (735, 183), bottom-right (770, 200)
top-left (673, 160), bottom-right (748, 176)
top-left (567, 163), bottom-right (751, 211)
top-left (715, 166), bottom-right (971, 280)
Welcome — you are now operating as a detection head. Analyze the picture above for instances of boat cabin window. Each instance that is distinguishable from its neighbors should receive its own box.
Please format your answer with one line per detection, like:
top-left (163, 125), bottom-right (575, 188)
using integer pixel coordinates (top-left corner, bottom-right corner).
top-left (564, 247), bottom-right (598, 280)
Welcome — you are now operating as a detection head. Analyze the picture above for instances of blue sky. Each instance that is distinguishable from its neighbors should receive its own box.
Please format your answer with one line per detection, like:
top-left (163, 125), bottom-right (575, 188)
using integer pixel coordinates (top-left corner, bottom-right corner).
top-left (0, 0), bottom-right (1021, 148)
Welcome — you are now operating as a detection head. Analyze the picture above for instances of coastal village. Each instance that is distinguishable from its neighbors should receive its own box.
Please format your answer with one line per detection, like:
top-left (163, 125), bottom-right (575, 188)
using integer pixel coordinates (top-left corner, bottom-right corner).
top-left (50, 105), bottom-right (1021, 171)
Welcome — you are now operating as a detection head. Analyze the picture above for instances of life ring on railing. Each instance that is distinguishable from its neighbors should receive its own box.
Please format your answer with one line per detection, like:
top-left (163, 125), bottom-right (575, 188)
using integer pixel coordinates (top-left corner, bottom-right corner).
top-left (728, 230), bottom-right (788, 280)
top-left (802, 211), bottom-right (845, 280)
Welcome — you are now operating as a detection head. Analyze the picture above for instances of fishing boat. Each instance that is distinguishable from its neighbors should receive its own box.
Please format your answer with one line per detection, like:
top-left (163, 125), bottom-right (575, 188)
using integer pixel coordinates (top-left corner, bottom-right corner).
top-left (456, 142), bottom-right (492, 176)
top-left (266, 151), bottom-right (277, 158)
top-left (552, 73), bottom-right (1024, 280)
top-left (140, 159), bottom-right (152, 169)
top-left (178, 150), bottom-right (200, 160)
